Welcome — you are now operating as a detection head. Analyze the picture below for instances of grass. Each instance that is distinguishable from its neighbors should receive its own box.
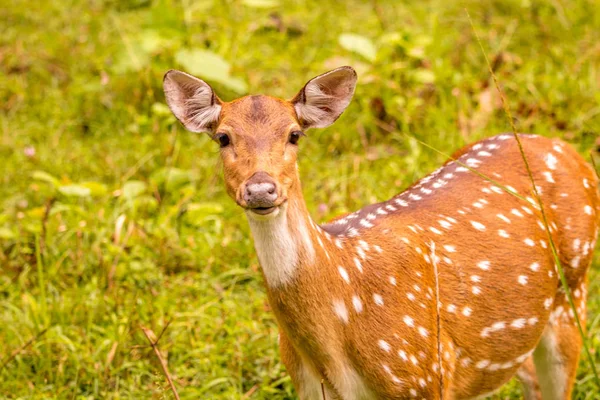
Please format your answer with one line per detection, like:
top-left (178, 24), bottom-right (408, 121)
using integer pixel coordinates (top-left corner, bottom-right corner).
top-left (1, 0), bottom-right (599, 398)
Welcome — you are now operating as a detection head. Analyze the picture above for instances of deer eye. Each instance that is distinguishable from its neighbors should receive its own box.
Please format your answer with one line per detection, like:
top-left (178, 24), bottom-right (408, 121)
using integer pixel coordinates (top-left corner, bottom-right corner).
top-left (215, 132), bottom-right (230, 148)
top-left (288, 130), bottom-right (305, 145)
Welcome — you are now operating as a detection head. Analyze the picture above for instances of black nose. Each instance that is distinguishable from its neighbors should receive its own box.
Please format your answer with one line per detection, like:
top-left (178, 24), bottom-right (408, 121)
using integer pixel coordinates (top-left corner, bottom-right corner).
top-left (244, 172), bottom-right (278, 208)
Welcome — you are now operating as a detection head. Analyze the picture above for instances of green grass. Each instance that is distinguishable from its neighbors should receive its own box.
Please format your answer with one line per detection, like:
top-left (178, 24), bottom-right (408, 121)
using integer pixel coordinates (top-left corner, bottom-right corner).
top-left (1, 0), bottom-right (599, 398)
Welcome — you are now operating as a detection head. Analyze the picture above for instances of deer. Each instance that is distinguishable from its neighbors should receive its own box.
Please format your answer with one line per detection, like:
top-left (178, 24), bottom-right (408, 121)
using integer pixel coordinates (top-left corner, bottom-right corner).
top-left (162, 66), bottom-right (599, 399)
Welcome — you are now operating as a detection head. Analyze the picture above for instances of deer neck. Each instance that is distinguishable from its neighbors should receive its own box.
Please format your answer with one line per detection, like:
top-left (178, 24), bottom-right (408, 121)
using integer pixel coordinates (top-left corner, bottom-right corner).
top-left (246, 185), bottom-right (317, 289)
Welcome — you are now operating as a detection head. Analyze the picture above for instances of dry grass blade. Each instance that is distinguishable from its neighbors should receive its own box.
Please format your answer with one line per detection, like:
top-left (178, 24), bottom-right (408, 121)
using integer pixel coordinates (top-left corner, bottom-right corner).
top-left (465, 8), bottom-right (600, 389)
top-left (0, 327), bottom-right (50, 372)
top-left (141, 326), bottom-right (181, 400)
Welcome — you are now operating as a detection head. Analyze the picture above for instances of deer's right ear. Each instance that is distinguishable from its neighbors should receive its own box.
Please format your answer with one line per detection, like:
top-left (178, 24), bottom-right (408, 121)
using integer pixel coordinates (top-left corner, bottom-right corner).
top-left (291, 66), bottom-right (357, 129)
top-left (163, 70), bottom-right (222, 133)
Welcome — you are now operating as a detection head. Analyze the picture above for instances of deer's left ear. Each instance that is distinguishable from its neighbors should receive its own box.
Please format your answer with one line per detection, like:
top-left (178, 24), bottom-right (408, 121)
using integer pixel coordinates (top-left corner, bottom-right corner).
top-left (291, 66), bottom-right (357, 129)
top-left (163, 69), bottom-right (222, 133)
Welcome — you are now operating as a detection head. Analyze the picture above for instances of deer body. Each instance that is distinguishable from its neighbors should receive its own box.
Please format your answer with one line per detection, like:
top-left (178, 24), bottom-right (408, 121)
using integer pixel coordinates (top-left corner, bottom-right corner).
top-left (163, 67), bottom-right (599, 399)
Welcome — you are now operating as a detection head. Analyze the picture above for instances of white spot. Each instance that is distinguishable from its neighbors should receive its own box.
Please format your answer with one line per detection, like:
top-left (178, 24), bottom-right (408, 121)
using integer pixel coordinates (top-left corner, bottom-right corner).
top-left (354, 257), bottom-right (363, 273)
top-left (542, 171), bottom-right (555, 183)
top-left (477, 261), bottom-right (491, 270)
top-left (389, 276), bottom-right (397, 286)
top-left (418, 327), bottom-right (428, 337)
top-left (497, 214), bottom-right (511, 223)
top-left (511, 318), bottom-right (526, 329)
top-left (470, 275), bottom-right (481, 283)
top-left (333, 300), bottom-right (349, 323)
top-left (583, 178), bottom-right (590, 189)
top-left (476, 360), bottom-right (490, 369)
top-left (466, 158), bottom-right (481, 167)
top-left (492, 321), bottom-right (506, 331)
top-left (379, 340), bottom-right (391, 353)
top-left (396, 350), bottom-right (408, 363)
top-left (571, 256), bottom-right (580, 268)
top-left (429, 227), bottom-right (443, 235)
top-left (443, 245), bottom-right (456, 253)
top-left (359, 219), bottom-right (374, 228)
top-left (462, 307), bottom-right (472, 317)
top-left (478, 151), bottom-right (492, 157)
top-left (352, 295), bottom-right (363, 313)
top-left (395, 199), bottom-right (408, 207)
top-left (470, 221), bottom-right (486, 231)
top-left (530, 262), bottom-right (540, 272)
top-left (544, 298), bottom-right (553, 309)
top-left (335, 239), bottom-right (343, 249)
top-left (447, 304), bottom-right (457, 313)
top-left (528, 317), bottom-right (538, 325)
top-left (511, 209), bottom-right (524, 218)
top-left (373, 294), bottom-right (384, 306)
top-left (439, 220), bottom-right (452, 229)
top-left (407, 293), bottom-right (416, 301)
top-left (524, 238), bottom-right (535, 247)
top-left (338, 266), bottom-right (350, 284)
top-left (545, 153), bottom-right (558, 170)
top-left (584, 205), bottom-right (593, 215)
top-left (356, 246), bottom-right (367, 260)
top-left (518, 275), bottom-right (528, 285)
top-left (472, 286), bottom-right (481, 295)
top-left (403, 315), bottom-right (415, 327)
top-left (374, 245), bottom-right (383, 253)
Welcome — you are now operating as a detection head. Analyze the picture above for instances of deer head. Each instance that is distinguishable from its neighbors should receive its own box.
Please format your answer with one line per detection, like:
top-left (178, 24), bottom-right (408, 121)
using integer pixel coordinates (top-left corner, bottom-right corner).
top-left (163, 67), bottom-right (357, 220)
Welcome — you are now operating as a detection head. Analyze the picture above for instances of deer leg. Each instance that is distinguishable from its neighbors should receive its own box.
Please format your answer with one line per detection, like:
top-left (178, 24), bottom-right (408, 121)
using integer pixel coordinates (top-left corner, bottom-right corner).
top-left (279, 331), bottom-right (338, 400)
top-left (532, 319), bottom-right (582, 400)
top-left (516, 357), bottom-right (542, 400)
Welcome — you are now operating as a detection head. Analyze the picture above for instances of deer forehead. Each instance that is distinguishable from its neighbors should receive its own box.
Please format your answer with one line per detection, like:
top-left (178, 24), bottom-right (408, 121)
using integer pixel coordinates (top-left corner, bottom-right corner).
top-left (219, 95), bottom-right (299, 137)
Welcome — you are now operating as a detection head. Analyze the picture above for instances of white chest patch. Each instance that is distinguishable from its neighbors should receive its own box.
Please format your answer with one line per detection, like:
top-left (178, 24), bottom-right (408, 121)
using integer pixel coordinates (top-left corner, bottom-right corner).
top-left (247, 204), bottom-right (315, 288)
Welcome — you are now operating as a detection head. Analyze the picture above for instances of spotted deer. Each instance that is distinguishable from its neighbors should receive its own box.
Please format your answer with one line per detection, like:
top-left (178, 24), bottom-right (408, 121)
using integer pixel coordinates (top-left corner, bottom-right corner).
top-left (163, 66), bottom-right (599, 399)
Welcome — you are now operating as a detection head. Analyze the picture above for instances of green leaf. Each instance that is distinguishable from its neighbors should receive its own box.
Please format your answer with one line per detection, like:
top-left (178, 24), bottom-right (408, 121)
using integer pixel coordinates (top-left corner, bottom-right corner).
top-left (242, 0), bottom-right (279, 8)
top-left (339, 33), bottom-right (377, 62)
top-left (151, 102), bottom-right (172, 117)
top-left (174, 48), bottom-right (248, 93)
top-left (0, 227), bottom-right (16, 240)
top-left (150, 167), bottom-right (194, 193)
top-left (412, 69), bottom-right (435, 84)
top-left (122, 180), bottom-right (147, 200)
top-left (81, 181), bottom-right (108, 196)
top-left (32, 170), bottom-right (60, 187)
top-left (58, 184), bottom-right (91, 198)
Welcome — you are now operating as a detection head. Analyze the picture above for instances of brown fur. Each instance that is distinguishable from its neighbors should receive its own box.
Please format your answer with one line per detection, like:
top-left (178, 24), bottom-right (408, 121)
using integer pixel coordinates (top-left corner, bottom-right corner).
top-left (163, 69), bottom-right (599, 399)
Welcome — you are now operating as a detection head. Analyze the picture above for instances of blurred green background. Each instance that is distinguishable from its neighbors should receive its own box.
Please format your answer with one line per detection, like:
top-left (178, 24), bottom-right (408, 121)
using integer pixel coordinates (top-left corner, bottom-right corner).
top-left (1, 0), bottom-right (599, 398)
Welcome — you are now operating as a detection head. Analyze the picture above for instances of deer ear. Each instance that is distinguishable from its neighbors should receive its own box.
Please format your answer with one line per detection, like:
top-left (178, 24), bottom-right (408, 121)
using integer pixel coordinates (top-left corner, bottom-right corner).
top-left (291, 66), bottom-right (357, 129)
top-left (163, 70), bottom-right (222, 133)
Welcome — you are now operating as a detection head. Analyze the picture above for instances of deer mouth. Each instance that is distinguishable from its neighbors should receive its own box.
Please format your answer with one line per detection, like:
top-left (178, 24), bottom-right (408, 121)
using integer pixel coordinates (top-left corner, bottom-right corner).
top-left (250, 206), bottom-right (278, 215)
top-left (245, 198), bottom-right (287, 217)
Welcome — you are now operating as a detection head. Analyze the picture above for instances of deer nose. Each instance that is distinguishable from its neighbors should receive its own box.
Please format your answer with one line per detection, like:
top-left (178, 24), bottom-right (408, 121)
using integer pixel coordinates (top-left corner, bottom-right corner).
top-left (244, 172), bottom-right (278, 210)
